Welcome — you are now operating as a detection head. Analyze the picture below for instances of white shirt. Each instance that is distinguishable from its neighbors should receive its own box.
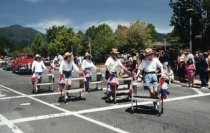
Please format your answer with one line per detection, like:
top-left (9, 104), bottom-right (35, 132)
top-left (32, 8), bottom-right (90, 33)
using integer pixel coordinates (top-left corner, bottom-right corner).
top-left (81, 59), bottom-right (96, 70)
top-left (139, 58), bottom-right (163, 72)
top-left (105, 57), bottom-right (123, 72)
top-left (32, 60), bottom-right (47, 72)
top-left (59, 60), bottom-right (79, 74)
top-left (186, 53), bottom-right (194, 62)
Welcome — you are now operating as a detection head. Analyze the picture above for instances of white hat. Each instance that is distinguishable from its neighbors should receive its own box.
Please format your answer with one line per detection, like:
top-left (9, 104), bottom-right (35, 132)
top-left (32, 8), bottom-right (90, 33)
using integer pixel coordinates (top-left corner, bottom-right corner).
top-left (84, 52), bottom-right (91, 57)
top-left (110, 48), bottom-right (119, 54)
top-left (35, 54), bottom-right (41, 59)
top-left (63, 52), bottom-right (72, 59)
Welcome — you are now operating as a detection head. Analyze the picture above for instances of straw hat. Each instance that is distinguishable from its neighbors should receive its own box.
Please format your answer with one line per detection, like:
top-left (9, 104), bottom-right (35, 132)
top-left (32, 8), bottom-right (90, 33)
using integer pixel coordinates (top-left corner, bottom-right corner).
top-left (144, 48), bottom-right (154, 56)
top-left (35, 54), bottom-right (41, 59)
top-left (63, 52), bottom-right (72, 59)
top-left (84, 52), bottom-right (91, 57)
top-left (110, 48), bottom-right (119, 54)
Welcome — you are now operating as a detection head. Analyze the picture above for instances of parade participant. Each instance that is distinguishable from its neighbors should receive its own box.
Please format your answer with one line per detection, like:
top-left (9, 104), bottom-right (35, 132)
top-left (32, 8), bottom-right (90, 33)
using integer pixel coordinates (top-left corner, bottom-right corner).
top-left (81, 52), bottom-right (97, 92)
top-left (31, 54), bottom-right (48, 93)
top-left (105, 48), bottom-right (131, 100)
top-left (59, 52), bottom-right (80, 102)
top-left (135, 48), bottom-right (164, 109)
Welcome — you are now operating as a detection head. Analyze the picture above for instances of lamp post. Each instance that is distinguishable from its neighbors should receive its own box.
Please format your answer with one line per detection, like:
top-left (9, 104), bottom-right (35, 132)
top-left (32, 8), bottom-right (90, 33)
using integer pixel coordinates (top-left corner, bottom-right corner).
top-left (186, 8), bottom-right (194, 52)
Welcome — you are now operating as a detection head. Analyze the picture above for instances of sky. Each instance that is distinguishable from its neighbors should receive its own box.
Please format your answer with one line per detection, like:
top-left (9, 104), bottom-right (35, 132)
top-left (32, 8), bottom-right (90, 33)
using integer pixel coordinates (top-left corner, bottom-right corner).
top-left (0, 0), bottom-right (173, 34)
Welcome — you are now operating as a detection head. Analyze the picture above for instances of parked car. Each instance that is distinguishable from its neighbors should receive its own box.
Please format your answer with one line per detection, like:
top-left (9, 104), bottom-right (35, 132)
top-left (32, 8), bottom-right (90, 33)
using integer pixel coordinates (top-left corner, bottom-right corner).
top-left (11, 53), bottom-right (34, 73)
top-left (42, 57), bottom-right (51, 66)
top-left (2, 57), bottom-right (14, 71)
top-left (0, 57), bottom-right (5, 68)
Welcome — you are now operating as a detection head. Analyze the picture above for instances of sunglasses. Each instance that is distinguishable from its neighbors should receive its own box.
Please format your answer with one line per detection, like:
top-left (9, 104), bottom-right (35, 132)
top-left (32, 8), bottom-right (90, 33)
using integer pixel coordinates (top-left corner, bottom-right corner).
top-left (145, 53), bottom-right (154, 57)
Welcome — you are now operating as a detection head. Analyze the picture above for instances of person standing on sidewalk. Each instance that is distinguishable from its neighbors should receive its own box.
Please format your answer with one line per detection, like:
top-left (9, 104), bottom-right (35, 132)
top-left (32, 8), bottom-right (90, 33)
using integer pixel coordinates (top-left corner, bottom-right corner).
top-left (177, 50), bottom-right (186, 82)
top-left (206, 50), bottom-right (210, 88)
top-left (186, 58), bottom-right (196, 87)
top-left (197, 53), bottom-right (208, 89)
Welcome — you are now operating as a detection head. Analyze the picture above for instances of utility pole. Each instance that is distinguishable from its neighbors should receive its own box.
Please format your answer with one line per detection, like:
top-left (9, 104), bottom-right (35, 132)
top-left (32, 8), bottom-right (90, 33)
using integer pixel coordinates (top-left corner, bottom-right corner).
top-left (187, 8), bottom-right (194, 52)
top-left (89, 37), bottom-right (91, 55)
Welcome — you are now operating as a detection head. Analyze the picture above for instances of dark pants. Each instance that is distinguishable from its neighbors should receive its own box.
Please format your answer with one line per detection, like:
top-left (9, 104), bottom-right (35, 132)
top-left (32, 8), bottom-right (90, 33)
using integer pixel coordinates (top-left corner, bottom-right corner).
top-left (199, 70), bottom-right (208, 87)
top-left (84, 76), bottom-right (91, 91)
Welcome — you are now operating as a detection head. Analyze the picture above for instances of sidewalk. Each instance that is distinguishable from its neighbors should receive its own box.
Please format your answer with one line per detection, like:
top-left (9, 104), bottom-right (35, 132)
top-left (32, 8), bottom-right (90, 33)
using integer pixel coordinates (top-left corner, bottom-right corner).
top-left (173, 78), bottom-right (210, 89)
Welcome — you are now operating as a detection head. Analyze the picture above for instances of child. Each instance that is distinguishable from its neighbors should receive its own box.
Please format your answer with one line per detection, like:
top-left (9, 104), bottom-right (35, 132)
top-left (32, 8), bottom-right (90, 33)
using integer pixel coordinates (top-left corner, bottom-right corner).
top-left (165, 65), bottom-right (174, 84)
top-left (186, 59), bottom-right (196, 87)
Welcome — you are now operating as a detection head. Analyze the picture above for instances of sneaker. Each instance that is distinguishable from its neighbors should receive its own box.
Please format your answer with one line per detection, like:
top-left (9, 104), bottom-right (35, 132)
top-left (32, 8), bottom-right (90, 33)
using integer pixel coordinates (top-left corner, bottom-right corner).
top-left (153, 102), bottom-right (159, 110)
top-left (201, 86), bottom-right (207, 90)
top-left (109, 96), bottom-right (113, 101)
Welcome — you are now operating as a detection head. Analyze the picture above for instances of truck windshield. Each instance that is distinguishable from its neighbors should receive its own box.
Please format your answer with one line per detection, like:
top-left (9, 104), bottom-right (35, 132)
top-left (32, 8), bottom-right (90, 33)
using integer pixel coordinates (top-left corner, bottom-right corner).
top-left (18, 54), bottom-right (33, 59)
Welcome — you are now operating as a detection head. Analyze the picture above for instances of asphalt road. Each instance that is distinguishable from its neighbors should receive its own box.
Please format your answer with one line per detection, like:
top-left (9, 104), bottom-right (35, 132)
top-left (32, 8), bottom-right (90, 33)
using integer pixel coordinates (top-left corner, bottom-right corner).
top-left (0, 68), bottom-right (210, 133)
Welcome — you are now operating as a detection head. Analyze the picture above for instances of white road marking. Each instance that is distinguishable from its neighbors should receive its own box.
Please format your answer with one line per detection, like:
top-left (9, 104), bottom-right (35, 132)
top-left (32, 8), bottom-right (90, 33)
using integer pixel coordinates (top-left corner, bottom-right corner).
top-left (0, 84), bottom-right (129, 133)
top-left (0, 88), bottom-right (10, 92)
top-left (0, 113), bottom-right (69, 126)
top-left (0, 92), bottom-right (60, 100)
top-left (0, 95), bottom-right (25, 100)
top-left (0, 114), bottom-right (24, 133)
top-left (0, 93), bottom-right (6, 97)
top-left (0, 84), bottom-right (209, 133)
top-left (20, 102), bottom-right (31, 106)
top-left (0, 93), bottom-right (210, 126)
top-left (190, 87), bottom-right (204, 94)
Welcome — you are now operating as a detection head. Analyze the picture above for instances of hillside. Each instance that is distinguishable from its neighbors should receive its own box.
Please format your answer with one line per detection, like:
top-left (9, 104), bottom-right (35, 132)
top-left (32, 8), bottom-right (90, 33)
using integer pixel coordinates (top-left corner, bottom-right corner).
top-left (0, 25), bottom-right (45, 47)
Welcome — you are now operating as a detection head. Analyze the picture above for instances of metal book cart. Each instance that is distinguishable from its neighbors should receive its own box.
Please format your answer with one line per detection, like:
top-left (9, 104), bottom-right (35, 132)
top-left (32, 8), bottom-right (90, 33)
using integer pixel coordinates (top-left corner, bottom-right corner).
top-left (32, 73), bottom-right (54, 93)
top-left (62, 77), bottom-right (86, 101)
top-left (89, 72), bottom-right (103, 91)
top-left (107, 76), bottom-right (133, 104)
top-left (131, 82), bottom-right (163, 116)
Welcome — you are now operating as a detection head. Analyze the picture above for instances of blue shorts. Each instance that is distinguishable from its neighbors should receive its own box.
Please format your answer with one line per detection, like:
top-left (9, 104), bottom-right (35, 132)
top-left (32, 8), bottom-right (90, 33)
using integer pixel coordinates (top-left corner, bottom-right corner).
top-left (63, 71), bottom-right (72, 79)
top-left (143, 73), bottom-right (158, 90)
top-left (35, 72), bottom-right (43, 78)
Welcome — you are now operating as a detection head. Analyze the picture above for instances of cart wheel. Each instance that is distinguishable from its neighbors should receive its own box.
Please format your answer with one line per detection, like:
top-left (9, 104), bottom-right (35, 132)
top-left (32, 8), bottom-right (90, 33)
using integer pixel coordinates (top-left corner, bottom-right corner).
top-left (58, 96), bottom-right (64, 103)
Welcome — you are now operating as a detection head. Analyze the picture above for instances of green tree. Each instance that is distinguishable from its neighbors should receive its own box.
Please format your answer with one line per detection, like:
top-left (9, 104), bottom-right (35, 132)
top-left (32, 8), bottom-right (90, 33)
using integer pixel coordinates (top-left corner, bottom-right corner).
top-left (85, 24), bottom-right (114, 62)
top-left (31, 33), bottom-right (47, 56)
top-left (114, 25), bottom-right (129, 52)
top-left (46, 25), bottom-right (80, 56)
top-left (127, 21), bottom-right (154, 53)
top-left (169, 0), bottom-right (207, 51)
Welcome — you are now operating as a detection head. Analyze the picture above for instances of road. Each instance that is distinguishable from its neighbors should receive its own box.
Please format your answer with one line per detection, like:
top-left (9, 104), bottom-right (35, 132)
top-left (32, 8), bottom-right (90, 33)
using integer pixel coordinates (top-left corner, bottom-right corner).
top-left (0, 68), bottom-right (210, 133)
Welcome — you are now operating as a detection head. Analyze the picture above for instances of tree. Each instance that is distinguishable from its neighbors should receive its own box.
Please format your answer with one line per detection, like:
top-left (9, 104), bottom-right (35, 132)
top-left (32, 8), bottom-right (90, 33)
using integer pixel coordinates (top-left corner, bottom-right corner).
top-left (31, 33), bottom-right (47, 56)
top-left (85, 24), bottom-right (114, 62)
top-left (127, 21), bottom-right (154, 53)
top-left (0, 37), bottom-right (14, 55)
top-left (169, 0), bottom-right (206, 51)
top-left (114, 25), bottom-right (129, 52)
top-left (46, 25), bottom-right (80, 57)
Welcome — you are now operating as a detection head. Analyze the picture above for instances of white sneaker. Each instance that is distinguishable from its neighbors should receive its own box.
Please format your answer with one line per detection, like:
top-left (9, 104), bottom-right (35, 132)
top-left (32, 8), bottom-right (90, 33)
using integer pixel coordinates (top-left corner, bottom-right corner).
top-left (201, 87), bottom-right (207, 90)
top-left (109, 96), bottom-right (113, 100)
